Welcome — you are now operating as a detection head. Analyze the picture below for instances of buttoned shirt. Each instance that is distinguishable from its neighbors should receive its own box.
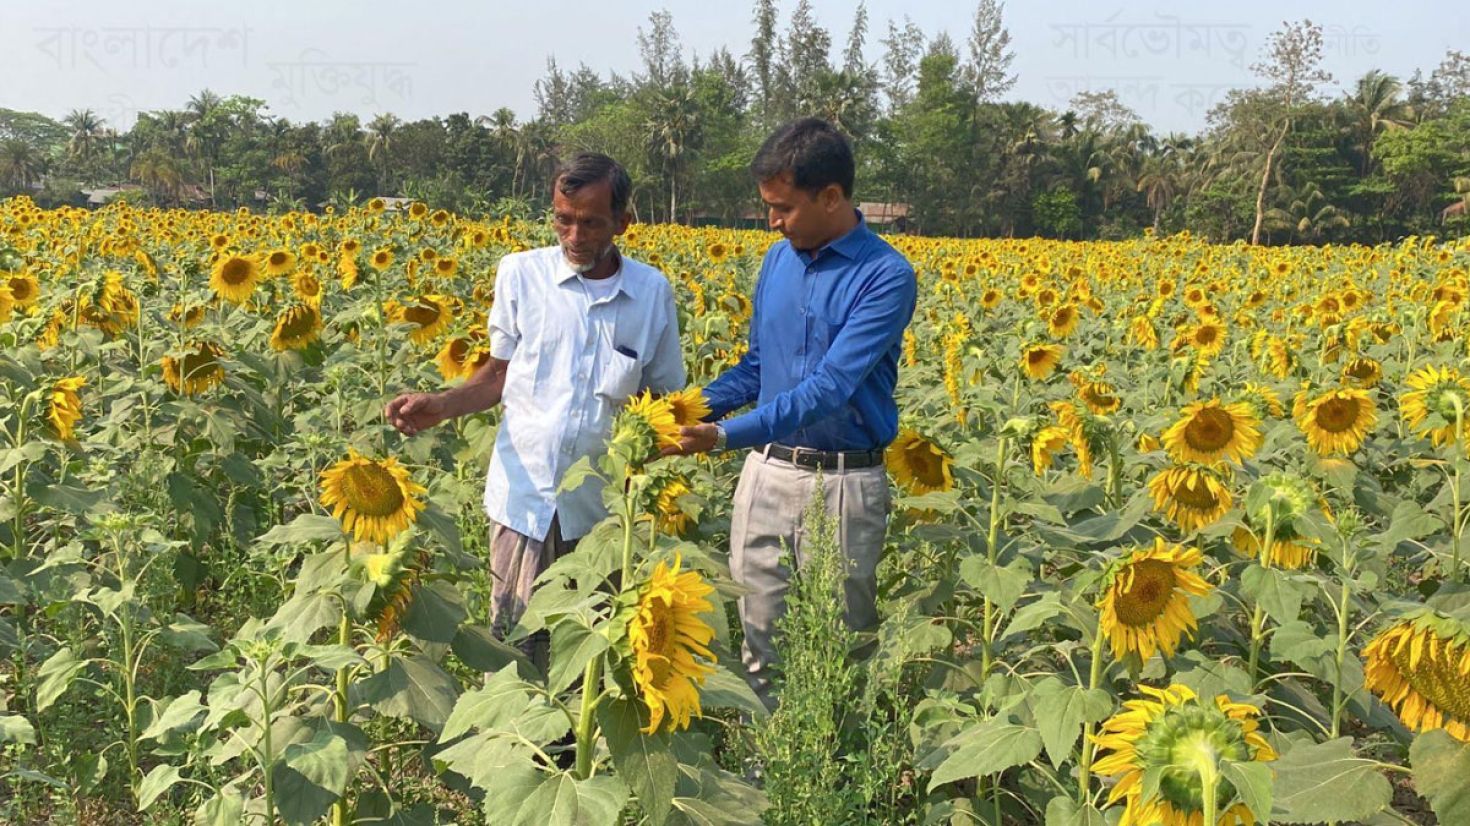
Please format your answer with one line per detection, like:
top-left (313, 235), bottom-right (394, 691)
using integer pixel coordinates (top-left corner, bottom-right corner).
top-left (485, 246), bottom-right (685, 541)
top-left (702, 214), bottom-right (916, 451)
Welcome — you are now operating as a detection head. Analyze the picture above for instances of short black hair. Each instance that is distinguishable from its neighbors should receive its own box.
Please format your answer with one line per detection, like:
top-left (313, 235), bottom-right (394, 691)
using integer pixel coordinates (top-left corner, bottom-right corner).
top-left (750, 118), bottom-right (855, 199)
top-left (553, 152), bottom-right (632, 215)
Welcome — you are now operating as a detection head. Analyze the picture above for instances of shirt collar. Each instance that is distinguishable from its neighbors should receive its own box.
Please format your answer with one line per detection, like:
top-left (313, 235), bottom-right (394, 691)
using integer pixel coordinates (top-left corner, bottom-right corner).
top-left (800, 210), bottom-right (871, 263)
top-left (554, 247), bottom-right (639, 299)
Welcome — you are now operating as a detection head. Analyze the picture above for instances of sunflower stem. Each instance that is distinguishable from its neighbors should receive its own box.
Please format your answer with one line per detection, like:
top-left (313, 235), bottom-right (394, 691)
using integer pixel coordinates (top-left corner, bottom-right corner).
top-left (1450, 397), bottom-right (1464, 582)
top-left (576, 483), bottom-right (637, 779)
top-left (980, 436), bottom-right (1009, 679)
top-left (1191, 741), bottom-right (1221, 826)
top-left (1076, 624), bottom-right (1108, 804)
top-left (1330, 561), bottom-right (1353, 739)
top-left (332, 542), bottom-right (352, 826)
top-left (1246, 511), bottom-right (1277, 688)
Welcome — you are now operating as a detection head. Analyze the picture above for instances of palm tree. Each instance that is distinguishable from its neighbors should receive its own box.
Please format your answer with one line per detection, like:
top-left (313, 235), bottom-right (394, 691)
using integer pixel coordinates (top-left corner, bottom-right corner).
top-left (1346, 70), bottom-right (1412, 174)
top-left (644, 83), bottom-right (702, 222)
top-left (130, 148), bottom-right (185, 205)
top-left (364, 114), bottom-right (401, 193)
top-left (1265, 182), bottom-right (1350, 243)
top-left (477, 108), bottom-right (524, 197)
top-left (1134, 133), bottom-right (1192, 232)
top-left (0, 139), bottom-right (46, 193)
top-left (63, 109), bottom-right (107, 184)
top-left (185, 89), bottom-right (226, 207)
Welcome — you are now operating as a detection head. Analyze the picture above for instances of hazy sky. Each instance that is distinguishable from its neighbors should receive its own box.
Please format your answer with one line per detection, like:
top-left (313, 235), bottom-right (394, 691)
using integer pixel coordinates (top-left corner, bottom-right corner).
top-left (3, 0), bottom-right (1464, 135)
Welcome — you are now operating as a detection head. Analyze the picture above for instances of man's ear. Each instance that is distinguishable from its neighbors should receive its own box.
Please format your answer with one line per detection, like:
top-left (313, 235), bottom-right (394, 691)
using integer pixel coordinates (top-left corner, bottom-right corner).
top-left (614, 210), bottom-right (633, 235)
top-left (820, 184), bottom-right (845, 213)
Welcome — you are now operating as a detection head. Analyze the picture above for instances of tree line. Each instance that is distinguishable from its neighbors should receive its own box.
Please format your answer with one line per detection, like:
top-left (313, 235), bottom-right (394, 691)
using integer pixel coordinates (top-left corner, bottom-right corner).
top-left (3, 2), bottom-right (1469, 243)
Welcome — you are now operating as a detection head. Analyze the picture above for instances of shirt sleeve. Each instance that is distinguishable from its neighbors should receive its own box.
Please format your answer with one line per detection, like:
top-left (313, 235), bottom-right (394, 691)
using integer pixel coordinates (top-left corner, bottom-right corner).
top-left (487, 257), bottom-right (519, 360)
top-left (701, 257), bottom-right (766, 420)
top-left (641, 280), bottom-right (687, 394)
top-left (720, 262), bottom-right (917, 451)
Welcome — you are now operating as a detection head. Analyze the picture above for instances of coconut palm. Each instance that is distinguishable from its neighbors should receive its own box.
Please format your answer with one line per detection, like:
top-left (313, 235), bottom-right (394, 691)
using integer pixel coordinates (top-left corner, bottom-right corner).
top-left (365, 114), bottom-right (402, 194)
top-left (0, 139), bottom-right (46, 193)
top-left (1345, 71), bottom-right (1412, 174)
top-left (63, 109), bottom-right (107, 184)
top-left (1265, 181), bottom-right (1350, 243)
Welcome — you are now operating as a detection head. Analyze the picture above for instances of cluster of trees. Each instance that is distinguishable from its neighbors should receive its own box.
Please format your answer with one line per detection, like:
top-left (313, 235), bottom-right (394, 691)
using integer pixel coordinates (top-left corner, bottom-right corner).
top-left (3, 2), bottom-right (1469, 243)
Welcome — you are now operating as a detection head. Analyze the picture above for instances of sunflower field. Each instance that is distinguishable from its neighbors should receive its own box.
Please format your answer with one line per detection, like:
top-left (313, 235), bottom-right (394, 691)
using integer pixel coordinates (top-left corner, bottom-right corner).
top-left (2, 193), bottom-right (1470, 825)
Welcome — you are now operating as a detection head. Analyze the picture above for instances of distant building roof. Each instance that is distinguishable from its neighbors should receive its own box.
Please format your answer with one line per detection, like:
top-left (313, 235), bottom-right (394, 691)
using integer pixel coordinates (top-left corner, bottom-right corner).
top-left (82, 184), bottom-right (143, 205)
top-left (858, 202), bottom-right (911, 224)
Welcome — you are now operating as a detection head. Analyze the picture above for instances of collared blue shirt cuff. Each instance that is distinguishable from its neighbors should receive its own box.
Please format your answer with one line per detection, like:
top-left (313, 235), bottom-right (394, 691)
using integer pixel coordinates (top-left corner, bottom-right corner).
top-left (720, 411), bottom-right (769, 452)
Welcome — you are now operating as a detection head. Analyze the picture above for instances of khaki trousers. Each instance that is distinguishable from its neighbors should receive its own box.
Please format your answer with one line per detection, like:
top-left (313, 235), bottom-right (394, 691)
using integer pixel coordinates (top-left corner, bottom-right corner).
top-left (728, 449), bottom-right (890, 710)
top-left (489, 513), bottom-right (578, 676)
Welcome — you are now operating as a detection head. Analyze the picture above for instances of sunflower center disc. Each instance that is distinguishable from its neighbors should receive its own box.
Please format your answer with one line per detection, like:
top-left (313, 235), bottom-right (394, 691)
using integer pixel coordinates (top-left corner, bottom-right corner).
top-left (1171, 475), bottom-right (1221, 511)
top-left (1186, 408), bottom-right (1234, 453)
top-left (404, 304), bottom-right (440, 327)
top-left (1314, 397), bottom-right (1361, 433)
top-left (221, 259), bottom-right (252, 285)
top-left (341, 464), bottom-right (406, 517)
top-left (1114, 559), bottom-right (1176, 626)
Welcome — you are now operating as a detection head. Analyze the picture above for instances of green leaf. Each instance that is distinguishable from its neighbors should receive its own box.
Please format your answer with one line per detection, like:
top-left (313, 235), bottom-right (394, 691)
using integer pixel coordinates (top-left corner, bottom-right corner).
top-left (511, 772), bottom-right (629, 826)
top-left (924, 715), bottom-right (1043, 791)
top-left (547, 619), bottom-right (610, 695)
top-left (1031, 682), bottom-right (1112, 769)
top-left (272, 729), bottom-right (350, 825)
top-left (401, 581), bottom-right (468, 645)
top-left (451, 624), bottom-right (537, 679)
top-left (268, 589), bottom-right (342, 644)
top-left (1220, 759), bottom-right (1272, 823)
top-left (354, 654), bottom-right (458, 733)
top-left (31, 484), bottom-right (107, 514)
top-left (137, 764), bottom-right (183, 810)
top-left (441, 667), bottom-right (535, 741)
top-left (1240, 565), bottom-right (1304, 624)
top-left (959, 558), bottom-right (1031, 614)
top-left (255, 513), bottom-right (344, 545)
top-left (1409, 730), bottom-right (1470, 825)
top-left (435, 733), bottom-right (540, 800)
top-left (1002, 593), bottom-right (1064, 639)
top-left (417, 504), bottom-right (463, 556)
top-left (696, 664), bottom-right (768, 719)
top-left (160, 614), bottom-right (219, 653)
top-left (559, 456), bottom-right (602, 494)
top-left (1372, 501), bottom-right (1444, 550)
top-left (35, 646), bottom-right (86, 712)
top-left (1044, 796), bottom-right (1105, 826)
top-left (599, 697), bottom-right (677, 826)
top-left (893, 489), bottom-right (961, 514)
top-left (1271, 737), bottom-right (1391, 823)
top-left (194, 788), bottom-right (245, 826)
top-left (141, 690), bottom-right (206, 741)
top-left (0, 714), bottom-right (36, 745)
top-left (0, 573), bottom-right (26, 605)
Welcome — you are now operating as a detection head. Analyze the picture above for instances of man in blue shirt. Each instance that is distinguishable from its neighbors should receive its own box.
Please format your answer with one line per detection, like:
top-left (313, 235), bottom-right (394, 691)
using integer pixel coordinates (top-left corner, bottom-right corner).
top-left (664, 118), bottom-right (917, 708)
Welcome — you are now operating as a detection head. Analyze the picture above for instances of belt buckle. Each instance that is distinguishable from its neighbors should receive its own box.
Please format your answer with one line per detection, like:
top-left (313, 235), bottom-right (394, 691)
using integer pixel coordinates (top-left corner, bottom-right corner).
top-left (789, 446), bottom-right (805, 466)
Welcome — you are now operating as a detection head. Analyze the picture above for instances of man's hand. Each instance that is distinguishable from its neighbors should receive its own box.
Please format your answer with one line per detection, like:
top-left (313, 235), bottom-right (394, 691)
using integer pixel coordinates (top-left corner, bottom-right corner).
top-left (661, 423), bottom-right (720, 457)
top-left (385, 392), bottom-right (449, 436)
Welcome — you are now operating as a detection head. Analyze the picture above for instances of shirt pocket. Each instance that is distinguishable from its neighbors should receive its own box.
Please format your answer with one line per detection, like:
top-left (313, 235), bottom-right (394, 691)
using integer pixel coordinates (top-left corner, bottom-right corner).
top-left (593, 349), bottom-right (642, 404)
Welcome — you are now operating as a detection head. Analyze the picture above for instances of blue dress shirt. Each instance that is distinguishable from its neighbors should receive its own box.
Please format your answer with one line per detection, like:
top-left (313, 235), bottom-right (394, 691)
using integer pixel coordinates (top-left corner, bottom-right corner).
top-left (703, 213), bottom-right (917, 452)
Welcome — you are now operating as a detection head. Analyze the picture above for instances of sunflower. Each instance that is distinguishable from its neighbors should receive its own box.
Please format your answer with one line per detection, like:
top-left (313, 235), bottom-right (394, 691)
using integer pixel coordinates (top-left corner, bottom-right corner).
top-left (370, 248), bottom-right (395, 270)
top-left (886, 428), bottom-right (954, 494)
top-left (664, 386), bottom-right (712, 427)
top-left (1187, 320), bottom-right (1227, 358)
top-left (1294, 387), bottom-right (1377, 455)
top-left (626, 554), bottom-right (717, 733)
top-left (1020, 343), bottom-right (1064, 380)
top-left (263, 248), bottom-right (297, 277)
top-left (6, 273), bottom-right (40, 308)
top-left (1078, 380), bottom-right (1121, 415)
top-left (1093, 684), bottom-right (1276, 826)
top-left (0, 283), bottom-right (12, 318)
top-left (1400, 365), bottom-right (1470, 448)
top-left (293, 271), bottom-right (324, 309)
top-left (1149, 464), bottom-right (1233, 533)
top-left (1051, 400), bottom-right (1099, 479)
top-left (1233, 382), bottom-right (1283, 420)
top-left (1032, 425), bottom-right (1072, 475)
top-left (435, 336), bottom-right (476, 381)
top-left (1364, 609), bottom-right (1470, 742)
top-left (209, 253), bottom-right (260, 304)
top-left (269, 304), bottom-right (322, 352)
top-left (1130, 315), bottom-right (1159, 350)
top-left (1098, 538), bottom-right (1213, 662)
top-left (1231, 527), bottom-right (1317, 570)
top-left (48, 376), bottom-right (86, 441)
top-left (655, 477), bottom-right (694, 536)
top-left (161, 341), bottom-right (227, 396)
top-left (339, 253), bottom-right (361, 290)
top-left (319, 449), bottom-right (427, 545)
top-left (612, 390), bottom-right (682, 461)
top-left (1340, 356), bottom-right (1382, 389)
top-left (706, 241), bottom-right (729, 263)
top-left (169, 302), bottom-right (206, 329)
top-left (980, 288), bottom-right (1003, 309)
top-left (1162, 399), bottom-right (1262, 466)
top-left (1048, 303), bottom-right (1080, 339)
top-left (390, 295), bottom-right (454, 345)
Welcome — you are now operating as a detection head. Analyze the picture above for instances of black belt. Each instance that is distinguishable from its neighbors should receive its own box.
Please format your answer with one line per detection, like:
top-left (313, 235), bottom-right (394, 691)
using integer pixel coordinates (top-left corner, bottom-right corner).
top-left (759, 443), bottom-right (885, 470)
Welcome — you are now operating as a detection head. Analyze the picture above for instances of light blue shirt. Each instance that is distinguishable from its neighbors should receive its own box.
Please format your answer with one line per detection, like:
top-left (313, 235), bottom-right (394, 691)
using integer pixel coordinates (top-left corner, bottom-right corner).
top-left (484, 246), bottom-right (685, 541)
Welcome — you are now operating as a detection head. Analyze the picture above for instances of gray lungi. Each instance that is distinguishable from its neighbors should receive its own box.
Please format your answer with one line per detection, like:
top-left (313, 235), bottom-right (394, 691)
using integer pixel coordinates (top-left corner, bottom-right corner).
top-left (489, 513), bottom-right (578, 676)
top-left (729, 448), bottom-right (890, 710)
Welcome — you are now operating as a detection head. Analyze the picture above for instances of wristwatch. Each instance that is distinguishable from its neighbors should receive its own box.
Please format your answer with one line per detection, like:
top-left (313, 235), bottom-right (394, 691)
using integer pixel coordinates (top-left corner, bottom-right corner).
top-left (713, 424), bottom-right (728, 452)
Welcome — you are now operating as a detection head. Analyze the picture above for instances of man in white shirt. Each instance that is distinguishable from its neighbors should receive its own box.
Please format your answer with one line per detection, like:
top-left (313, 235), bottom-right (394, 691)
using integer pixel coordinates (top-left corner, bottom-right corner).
top-left (385, 153), bottom-right (685, 669)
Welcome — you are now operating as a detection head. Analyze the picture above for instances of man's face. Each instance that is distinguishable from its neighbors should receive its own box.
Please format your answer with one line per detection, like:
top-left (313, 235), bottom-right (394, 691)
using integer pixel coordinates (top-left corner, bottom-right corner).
top-left (552, 180), bottom-right (629, 273)
top-left (758, 173), bottom-right (840, 252)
